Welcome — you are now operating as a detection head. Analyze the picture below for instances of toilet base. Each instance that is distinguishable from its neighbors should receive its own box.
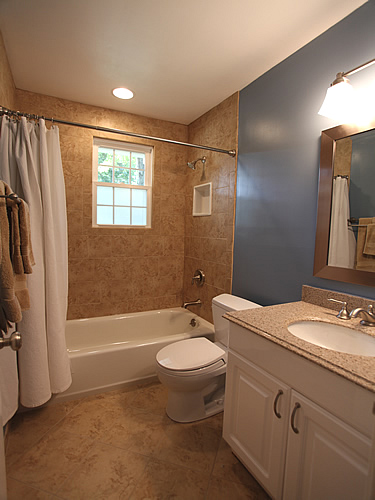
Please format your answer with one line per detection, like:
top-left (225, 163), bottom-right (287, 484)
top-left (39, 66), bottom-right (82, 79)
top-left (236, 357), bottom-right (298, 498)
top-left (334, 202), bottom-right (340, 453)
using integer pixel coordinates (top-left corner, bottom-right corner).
top-left (165, 374), bottom-right (225, 423)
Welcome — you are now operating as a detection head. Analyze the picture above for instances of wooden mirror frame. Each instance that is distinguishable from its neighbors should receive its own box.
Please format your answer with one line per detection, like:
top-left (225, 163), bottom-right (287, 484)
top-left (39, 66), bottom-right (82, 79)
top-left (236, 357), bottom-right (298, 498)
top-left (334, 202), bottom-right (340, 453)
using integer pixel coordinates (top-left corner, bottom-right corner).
top-left (314, 122), bottom-right (375, 286)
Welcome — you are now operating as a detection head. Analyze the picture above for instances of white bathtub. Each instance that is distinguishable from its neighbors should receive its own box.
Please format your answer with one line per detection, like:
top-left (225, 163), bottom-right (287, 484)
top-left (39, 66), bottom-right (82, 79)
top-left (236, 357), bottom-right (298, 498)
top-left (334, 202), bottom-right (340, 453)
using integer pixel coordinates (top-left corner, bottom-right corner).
top-left (54, 307), bottom-right (214, 402)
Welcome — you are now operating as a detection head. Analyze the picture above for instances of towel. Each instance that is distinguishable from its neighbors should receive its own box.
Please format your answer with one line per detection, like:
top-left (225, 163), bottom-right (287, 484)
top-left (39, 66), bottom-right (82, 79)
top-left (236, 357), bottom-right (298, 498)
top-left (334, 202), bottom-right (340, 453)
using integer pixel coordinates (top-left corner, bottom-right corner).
top-left (8, 197), bottom-right (35, 275)
top-left (363, 224), bottom-right (375, 256)
top-left (0, 181), bottom-right (22, 332)
top-left (5, 186), bottom-right (33, 311)
top-left (9, 199), bottom-right (23, 274)
top-left (18, 200), bottom-right (35, 273)
top-left (355, 217), bottom-right (375, 271)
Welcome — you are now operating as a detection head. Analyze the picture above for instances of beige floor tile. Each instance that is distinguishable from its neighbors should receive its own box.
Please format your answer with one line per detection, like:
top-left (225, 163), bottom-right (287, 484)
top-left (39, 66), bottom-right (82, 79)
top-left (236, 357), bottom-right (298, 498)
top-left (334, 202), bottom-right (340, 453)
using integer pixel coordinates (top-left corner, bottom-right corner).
top-left (57, 442), bottom-right (149, 499)
top-left (152, 420), bottom-right (222, 473)
top-left (129, 381), bottom-right (169, 415)
top-left (129, 458), bottom-right (210, 500)
top-left (55, 392), bottom-right (135, 439)
top-left (8, 427), bottom-right (95, 494)
top-left (5, 382), bottom-right (271, 499)
top-left (212, 438), bottom-right (260, 487)
top-left (192, 411), bottom-right (224, 432)
top-left (7, 478), bottom-right (56, 500)
top-left (99, 407), bottom-right (171, 455)
top-left (83, 384), bottom-right (140, 409)
top-left (206, 476), bottom-right (271, 499)
top-left (5, 399), bottom-right (80, 466)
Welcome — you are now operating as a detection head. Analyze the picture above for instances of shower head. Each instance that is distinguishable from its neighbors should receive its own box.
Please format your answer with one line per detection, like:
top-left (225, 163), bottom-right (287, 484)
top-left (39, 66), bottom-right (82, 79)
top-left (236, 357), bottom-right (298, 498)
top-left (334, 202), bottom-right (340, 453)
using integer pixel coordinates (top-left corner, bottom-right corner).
top-left (187, 156), bottom-right (206, 170)
top-left (187, 160), bottom-right (197, 170)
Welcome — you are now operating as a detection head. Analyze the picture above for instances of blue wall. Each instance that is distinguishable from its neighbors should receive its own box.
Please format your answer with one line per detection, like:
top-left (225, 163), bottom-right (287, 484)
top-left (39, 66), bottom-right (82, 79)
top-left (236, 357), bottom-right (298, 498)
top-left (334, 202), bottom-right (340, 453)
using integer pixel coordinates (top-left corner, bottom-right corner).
top-left (233, 1), bottom-right (375, 305)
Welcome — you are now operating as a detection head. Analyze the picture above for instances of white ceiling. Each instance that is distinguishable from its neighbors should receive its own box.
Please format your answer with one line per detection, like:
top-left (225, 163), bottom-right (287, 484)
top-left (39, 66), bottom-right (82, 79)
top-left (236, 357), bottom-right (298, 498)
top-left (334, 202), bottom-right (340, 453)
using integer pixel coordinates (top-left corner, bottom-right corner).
top-left (0, 0), bottom-right (367, 125)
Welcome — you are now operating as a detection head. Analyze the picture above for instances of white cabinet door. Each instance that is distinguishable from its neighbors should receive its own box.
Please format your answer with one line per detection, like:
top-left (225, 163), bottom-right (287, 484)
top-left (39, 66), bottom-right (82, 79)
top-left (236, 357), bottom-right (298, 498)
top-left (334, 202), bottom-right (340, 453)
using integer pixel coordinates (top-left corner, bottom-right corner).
top-left (223, 352), bottom-right (291, 500)
top-left (283, 391), bottom-right (371, 500)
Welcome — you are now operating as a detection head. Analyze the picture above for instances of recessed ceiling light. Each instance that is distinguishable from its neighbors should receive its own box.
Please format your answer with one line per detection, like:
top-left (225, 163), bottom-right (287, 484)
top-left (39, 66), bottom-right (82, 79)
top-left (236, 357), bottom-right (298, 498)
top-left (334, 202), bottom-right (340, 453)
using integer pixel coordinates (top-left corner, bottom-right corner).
top-left (112, 87), bottom-right (134, 99)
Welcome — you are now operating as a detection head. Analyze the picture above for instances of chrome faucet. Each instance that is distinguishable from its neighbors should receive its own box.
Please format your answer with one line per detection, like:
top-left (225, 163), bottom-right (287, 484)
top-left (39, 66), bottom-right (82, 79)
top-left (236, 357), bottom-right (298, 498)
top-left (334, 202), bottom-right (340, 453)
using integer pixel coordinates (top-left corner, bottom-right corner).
top-left (183, 299), bottom-right (202, 309)
top-left (349, 305), bottom-right (375, 326)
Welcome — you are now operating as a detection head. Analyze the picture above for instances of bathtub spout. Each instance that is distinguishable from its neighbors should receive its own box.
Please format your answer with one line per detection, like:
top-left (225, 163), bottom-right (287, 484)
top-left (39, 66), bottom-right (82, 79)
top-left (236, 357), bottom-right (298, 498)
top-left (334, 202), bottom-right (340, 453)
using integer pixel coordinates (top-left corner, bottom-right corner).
top-left (183, 299), bottom-right (202, 309)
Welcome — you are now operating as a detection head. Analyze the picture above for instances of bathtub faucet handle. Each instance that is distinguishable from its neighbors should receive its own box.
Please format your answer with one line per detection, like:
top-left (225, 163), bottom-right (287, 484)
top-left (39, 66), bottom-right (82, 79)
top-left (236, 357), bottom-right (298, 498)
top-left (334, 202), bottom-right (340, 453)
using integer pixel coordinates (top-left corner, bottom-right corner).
top-left (192, 269), bottom-right (205, 286)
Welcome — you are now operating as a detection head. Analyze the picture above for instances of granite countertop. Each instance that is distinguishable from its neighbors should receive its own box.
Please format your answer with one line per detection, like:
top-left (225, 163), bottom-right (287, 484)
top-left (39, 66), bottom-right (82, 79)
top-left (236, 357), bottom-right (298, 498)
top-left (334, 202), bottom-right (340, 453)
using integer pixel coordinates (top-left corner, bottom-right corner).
top-left (225, 301), bottom-right (375, 393)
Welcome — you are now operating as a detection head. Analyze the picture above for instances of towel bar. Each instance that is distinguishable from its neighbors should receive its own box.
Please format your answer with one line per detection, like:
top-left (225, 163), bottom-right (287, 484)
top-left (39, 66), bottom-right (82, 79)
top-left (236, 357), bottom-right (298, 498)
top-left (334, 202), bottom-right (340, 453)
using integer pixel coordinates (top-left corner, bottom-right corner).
top-left (0, 193), bottom-right (21, 204)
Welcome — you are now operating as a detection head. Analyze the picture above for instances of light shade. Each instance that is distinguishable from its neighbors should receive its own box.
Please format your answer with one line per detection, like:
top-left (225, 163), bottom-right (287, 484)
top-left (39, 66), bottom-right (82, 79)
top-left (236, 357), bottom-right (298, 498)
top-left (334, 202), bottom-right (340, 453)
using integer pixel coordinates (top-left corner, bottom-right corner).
top-left (112, 87), bottom-right (134, 100)
top-left (318, 80), bottom-right (357, 122)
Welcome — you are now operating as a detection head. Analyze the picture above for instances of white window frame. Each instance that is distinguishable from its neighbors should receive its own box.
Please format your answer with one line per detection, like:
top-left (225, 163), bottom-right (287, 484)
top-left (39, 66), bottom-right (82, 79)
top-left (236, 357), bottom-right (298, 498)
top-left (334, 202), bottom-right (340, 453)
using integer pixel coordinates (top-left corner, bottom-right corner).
top-left (92, 137), bottom-right (153, 228)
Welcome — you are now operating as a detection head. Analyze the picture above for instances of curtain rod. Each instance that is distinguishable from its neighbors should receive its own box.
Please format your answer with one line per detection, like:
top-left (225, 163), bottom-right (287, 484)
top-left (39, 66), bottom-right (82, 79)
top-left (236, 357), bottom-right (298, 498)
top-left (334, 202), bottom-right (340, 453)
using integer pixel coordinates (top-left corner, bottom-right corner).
top-left (0, 106), bottom-right (236, 157)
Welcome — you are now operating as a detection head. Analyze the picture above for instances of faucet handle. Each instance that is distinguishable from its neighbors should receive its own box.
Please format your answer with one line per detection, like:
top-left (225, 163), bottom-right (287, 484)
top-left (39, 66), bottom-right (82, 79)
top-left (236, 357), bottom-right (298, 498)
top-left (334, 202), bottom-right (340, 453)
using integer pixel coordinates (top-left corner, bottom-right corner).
top-left (328, 298), bottom-right (350, 320)
top-left (191, 269), bottom-right (205, 286)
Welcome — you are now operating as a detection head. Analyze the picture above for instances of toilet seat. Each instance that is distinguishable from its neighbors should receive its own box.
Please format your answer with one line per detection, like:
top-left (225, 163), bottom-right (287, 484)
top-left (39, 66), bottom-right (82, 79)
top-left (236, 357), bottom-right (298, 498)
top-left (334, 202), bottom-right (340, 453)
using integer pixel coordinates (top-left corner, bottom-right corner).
top-left (157, 358), bottom-right (226, 378)
top-left (156, 337), bottom-right (225, 372)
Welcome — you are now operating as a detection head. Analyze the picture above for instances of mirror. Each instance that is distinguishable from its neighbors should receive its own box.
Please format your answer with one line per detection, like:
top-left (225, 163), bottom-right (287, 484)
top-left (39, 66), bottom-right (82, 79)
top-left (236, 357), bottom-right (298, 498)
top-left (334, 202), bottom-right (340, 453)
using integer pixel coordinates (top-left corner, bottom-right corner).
top-left (314, 121), bottom-right (375, 286)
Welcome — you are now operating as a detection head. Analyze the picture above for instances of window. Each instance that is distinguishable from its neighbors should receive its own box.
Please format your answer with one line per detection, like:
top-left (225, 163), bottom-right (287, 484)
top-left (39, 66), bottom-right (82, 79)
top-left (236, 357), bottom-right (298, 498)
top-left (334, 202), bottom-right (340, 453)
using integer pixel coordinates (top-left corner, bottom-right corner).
top-left (92, 138), bottom-right (153, 227)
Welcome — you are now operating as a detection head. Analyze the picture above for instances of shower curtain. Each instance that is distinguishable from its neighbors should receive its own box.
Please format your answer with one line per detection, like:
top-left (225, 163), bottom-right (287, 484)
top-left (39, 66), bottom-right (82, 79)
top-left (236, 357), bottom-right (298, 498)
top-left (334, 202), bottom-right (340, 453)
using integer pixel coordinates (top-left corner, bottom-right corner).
top-left (328, 176), bottom-right (357, 269)
top-left (0, 116), bottom-right (71, 420)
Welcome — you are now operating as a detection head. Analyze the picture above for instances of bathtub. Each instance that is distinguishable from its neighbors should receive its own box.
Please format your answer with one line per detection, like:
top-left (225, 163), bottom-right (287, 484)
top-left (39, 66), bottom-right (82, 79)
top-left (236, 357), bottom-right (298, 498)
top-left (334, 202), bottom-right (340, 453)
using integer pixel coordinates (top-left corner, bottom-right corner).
top-left (54, 307), bottom-right (214, 402)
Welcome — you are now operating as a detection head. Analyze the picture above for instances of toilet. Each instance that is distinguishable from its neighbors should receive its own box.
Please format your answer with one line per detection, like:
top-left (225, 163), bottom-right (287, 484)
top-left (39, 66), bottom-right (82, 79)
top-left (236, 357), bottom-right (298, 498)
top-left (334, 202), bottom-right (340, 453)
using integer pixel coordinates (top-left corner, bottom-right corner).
top-left (156, 293), bottom-right (261, 423)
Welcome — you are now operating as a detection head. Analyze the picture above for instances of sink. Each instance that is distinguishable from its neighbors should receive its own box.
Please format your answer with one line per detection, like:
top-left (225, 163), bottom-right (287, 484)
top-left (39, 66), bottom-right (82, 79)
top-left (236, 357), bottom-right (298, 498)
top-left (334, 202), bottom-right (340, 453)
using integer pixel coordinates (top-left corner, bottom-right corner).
top-left (287, 321), bottom-right (375, 356)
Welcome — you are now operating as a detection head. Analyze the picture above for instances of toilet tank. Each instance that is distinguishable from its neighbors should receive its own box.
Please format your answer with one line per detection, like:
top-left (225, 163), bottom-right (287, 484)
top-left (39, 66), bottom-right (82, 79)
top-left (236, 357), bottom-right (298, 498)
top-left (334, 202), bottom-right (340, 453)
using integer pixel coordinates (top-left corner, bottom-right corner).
top-left (212, 293), bottom-right (261, 346)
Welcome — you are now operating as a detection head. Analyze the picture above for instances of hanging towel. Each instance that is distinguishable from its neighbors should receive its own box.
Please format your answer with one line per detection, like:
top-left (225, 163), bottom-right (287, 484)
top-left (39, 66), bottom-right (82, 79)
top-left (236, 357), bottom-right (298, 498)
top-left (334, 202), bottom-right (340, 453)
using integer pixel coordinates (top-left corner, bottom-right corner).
top-left (9, 199), bottom-right (23, 274)
top-left (355, 217), bottom-right (375, 271)
top-left (10, 198), bottom-right (35, 275)
top-left (363, 224), bottom-right (375, 256)
top-left (4, 184), bottom-right (34, 311)
top-left (0, 181), bottom-right (22, 332)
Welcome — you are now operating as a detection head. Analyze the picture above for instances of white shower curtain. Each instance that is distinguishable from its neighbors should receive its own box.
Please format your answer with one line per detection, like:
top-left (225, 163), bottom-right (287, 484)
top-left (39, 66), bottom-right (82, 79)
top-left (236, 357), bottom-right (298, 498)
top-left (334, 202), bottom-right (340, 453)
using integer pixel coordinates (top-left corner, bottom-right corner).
top-left (328, 176), bottom-right (357, 269)
top-left (0, 116), bottom-right (71, 417)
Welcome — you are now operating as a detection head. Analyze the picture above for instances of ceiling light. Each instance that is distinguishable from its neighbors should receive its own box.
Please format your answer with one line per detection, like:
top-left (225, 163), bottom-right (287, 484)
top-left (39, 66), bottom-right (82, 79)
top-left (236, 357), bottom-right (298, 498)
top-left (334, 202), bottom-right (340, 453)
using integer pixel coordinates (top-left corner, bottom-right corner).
top-left (318, 58), bottom-right (375, 122)
top-left (112, 87), bottom-right (134, 100)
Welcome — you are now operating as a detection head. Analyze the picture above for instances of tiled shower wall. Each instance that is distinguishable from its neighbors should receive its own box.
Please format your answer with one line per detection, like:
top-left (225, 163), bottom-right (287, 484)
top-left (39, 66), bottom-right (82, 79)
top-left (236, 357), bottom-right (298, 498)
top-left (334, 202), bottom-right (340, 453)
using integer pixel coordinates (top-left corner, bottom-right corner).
top-left (15, 90), bottom-right (189, 319)
top-left (0, 32), bottom-right (15, 109)
top-left (184, 94), bottom-right (238, 322)
top-left (0, 32), bottom-right (238, 322)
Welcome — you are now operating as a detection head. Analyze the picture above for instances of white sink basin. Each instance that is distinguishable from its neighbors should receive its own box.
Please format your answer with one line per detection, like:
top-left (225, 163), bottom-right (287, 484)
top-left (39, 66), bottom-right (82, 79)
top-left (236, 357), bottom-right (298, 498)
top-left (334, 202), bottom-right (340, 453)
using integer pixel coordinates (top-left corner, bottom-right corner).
top-left (287, 321), bottom-right (375, 356)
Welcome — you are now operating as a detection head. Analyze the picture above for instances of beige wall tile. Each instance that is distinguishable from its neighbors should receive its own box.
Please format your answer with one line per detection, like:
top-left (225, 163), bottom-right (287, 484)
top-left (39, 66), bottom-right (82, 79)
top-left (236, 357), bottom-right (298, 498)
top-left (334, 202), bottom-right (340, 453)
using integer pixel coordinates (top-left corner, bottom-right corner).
top-left (0, 31), bottom-right (16, 109)
top-left (12, 89), bottom-right (191, 318)
top-left (1, 33), bottom-right (238, 322)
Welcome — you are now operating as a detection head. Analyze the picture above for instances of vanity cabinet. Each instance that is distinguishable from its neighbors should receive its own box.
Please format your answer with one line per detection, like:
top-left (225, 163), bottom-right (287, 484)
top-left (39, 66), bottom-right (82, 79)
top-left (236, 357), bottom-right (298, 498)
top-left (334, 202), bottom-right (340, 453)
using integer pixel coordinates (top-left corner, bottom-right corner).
top-left (223, 323), bottom-right (374, 500)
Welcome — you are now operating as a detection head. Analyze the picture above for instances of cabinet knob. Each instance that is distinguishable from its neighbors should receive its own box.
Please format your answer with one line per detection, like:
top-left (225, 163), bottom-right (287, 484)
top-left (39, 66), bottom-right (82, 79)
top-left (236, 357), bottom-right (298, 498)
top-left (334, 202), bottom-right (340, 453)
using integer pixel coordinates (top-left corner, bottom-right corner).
top-left (291, 402), bottom-right (301, 434)
top-left (273, 390), bottom-right (283, 418)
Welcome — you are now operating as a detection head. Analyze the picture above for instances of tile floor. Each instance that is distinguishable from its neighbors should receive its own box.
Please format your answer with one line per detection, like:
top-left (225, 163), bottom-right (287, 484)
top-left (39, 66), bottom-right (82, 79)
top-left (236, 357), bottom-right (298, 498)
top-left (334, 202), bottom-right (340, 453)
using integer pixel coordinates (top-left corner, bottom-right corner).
top-left (5, 381), bottom-right (270, 499)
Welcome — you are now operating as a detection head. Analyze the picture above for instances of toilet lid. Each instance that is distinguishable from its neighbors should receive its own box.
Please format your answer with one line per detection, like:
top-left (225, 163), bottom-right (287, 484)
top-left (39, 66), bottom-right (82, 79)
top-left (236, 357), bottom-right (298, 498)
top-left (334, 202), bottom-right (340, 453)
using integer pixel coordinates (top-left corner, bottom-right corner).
top-left (156, 337), bottom-right (225, 371)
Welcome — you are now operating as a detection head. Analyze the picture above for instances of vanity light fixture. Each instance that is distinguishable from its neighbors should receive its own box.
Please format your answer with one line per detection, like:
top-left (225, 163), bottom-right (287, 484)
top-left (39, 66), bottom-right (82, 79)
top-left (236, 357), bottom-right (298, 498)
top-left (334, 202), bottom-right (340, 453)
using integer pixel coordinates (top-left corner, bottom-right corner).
top-left (318, 57), bottom-right (375, 122)
top-left (112, 87), bottom-right (134, 100)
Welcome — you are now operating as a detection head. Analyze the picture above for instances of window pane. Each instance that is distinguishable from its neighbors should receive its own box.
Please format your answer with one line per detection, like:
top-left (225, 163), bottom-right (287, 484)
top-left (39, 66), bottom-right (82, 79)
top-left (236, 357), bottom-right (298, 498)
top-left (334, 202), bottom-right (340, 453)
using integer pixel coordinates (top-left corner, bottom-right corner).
top-left (97, 206), bottom-right (113, 225)
top-left (98, 166), bottom-right (113, 183)
top-left (114, 168), bottom-right (130, 184)
top-left (131, 152), bottom-right (145, 170)
top-left (132, 189), bottom-right (147, 207)
top-left (97, 186), bottom-right (113, 205)
top-left (115, 150), bottom-right (130, 168)
top-left (98, 147), bottom-right (113, 166)
top-left (131, 169), bottom-right (145, 186)
top-left (132, 207), bottom-right (147, 225)
top-left (114, 207), bottom-right (130, 225)
top-left (114, 187), bottom-right (130, 206)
